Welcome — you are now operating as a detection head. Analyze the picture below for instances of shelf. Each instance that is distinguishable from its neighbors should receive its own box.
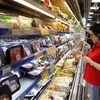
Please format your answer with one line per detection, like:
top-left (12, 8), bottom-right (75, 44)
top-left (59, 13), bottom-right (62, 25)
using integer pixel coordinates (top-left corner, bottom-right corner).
top-left (68, 57), bottom-right (85, 100)
top-left (0, 0), bottom-right (71, 26)
top-left (12, 77), bottom-right (41, 100)
top-left (12, 61), bottom-right (55, 100)
top-left (0, 54), bottom-right (35, 78)
top-left (0, 39), bottom-right (72, 78)
top-left (11, 44), bottom-right (72, 99)
top-left (35, 80), bottom-right (51, 100)
top-left (56, 16), bottom-right (70, 25)
top-left (0, 28), bottom-right (57, 38)
top-left (33, 49), bottom-right (72, 99)
top-left (55, 40), bottom-right (70, 48)
top-left (0, 39), bottom-right (77, 100)
top-left (0, 1), bottom-right (84, 100)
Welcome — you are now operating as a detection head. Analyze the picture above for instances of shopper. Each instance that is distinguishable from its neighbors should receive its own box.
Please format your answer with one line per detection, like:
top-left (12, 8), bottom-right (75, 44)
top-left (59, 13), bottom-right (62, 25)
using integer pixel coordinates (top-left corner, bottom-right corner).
top-left (83, 23), bottom-right (100, 100)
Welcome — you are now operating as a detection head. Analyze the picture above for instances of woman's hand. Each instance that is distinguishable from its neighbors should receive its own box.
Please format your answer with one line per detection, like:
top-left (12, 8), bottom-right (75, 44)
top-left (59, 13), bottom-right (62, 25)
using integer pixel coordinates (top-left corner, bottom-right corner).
top-left (85, 42), bottom-right (91, 50)
top-left (83, 56), bottom-right (92, 64)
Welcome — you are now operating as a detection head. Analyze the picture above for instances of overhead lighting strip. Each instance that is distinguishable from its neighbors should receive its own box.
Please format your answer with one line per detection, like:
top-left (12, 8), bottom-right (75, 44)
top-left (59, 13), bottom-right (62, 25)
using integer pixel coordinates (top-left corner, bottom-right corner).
top-left (56, 18), bottom-right (68, 25)
top-left (92, 0), bottom-right (100, 3)
top-left (89, 12), bottom-right (94, 14)
top-left (13, 0), bottom-right (55, 18)
top-left (88, 19), bottom-right (92, 20)
top-left (64, 1), bottom-right (79, 23)
top-left (90, 6), bottom-right (99, 10)
top-left (88, 16), bottom-right (93, 18)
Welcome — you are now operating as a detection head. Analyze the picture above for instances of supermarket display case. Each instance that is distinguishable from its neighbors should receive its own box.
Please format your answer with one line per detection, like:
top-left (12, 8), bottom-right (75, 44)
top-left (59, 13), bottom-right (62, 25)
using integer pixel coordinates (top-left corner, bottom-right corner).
top-left (0, 0), bottom-right (85, 100)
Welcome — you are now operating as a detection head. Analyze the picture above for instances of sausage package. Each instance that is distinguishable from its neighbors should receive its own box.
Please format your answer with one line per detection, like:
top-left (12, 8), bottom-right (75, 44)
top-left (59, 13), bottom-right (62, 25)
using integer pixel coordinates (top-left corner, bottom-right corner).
top-left (6, 45), bottom-right (24, 64)
top-left (1, 75), bottom-right (20, 95)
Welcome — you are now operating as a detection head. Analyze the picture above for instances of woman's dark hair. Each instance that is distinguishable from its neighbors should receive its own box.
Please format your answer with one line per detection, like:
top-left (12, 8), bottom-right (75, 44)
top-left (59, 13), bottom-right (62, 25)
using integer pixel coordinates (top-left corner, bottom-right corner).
top-left (89, 23), bottom-right (100, 39)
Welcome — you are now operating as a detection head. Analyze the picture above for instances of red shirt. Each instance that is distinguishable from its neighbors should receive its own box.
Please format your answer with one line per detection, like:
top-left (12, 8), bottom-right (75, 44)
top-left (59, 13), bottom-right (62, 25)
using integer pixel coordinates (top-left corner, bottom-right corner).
top-left (83, 43), bottom-right (100, 86)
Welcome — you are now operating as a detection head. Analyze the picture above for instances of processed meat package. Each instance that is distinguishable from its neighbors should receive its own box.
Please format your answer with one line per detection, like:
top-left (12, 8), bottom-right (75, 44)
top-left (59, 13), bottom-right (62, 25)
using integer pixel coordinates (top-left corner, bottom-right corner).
top-left (0, 47), bottom-right (7, 67)
top-left (1, 74), bottom-right (20, 95)
top-left (20, 42), bottom-right (33, 56)
top-left (6, 45), bottom-right (24, 64)
top-left (0, 43), bottom-right (15, 67)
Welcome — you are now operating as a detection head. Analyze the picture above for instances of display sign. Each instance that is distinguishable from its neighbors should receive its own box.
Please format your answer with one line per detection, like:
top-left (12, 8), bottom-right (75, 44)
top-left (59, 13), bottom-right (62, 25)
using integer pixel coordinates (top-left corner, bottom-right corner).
top-left (41, 69), bottom-right (48, 80)
top-left (46, 46), bottom-right (56, 55)
top-left (41, 29), bottom-right (49, 35)
top-left (3, 66), bottom-right (11, 75)
top-left (50, 64), bottom-right (55, 72)
top-left (64, 43), bottom-right (68, 46)
top-left (35, 52), bottom-right (43, 59)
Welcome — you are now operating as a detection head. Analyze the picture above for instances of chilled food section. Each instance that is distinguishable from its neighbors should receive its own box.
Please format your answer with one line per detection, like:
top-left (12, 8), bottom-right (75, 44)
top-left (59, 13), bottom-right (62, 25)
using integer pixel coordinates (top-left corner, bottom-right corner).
top-left (0, 0), bottom-right (85, 100)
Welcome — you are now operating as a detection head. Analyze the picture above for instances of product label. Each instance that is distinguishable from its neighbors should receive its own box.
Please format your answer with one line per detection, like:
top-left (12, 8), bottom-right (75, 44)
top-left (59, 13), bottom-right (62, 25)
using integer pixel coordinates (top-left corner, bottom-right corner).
top-left (3, 66), bottom-right (11, 75)
top-left (10, 47), bottom-right (21, 63)
top-left (50, 64), bottom-right (55, 72)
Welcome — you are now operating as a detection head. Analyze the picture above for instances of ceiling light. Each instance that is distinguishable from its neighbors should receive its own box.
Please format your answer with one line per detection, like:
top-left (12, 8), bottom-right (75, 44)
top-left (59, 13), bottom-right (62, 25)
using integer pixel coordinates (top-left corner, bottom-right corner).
top-left (90, 6), bottom-right (99, 10)
top-left (88, 19), bottom-right (92, 20)
top-left (82, 17), bottom-right (86, 27)
top-left (88, 16), bottom-right (93, 18)
top-left (92, 0), bottom-right (100, 3)
top-left (89, 12), bottom-right (94, 14)
top-left (13, 0), bottom-right (55, 18)
top-left (87, 23), bottom-right (91, 26)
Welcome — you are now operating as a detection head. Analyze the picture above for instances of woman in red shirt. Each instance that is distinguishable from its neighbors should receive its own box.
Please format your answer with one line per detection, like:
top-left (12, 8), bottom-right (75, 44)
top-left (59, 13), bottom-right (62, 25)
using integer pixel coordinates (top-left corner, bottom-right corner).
top-left (83, 23), bottom-right (100, 100)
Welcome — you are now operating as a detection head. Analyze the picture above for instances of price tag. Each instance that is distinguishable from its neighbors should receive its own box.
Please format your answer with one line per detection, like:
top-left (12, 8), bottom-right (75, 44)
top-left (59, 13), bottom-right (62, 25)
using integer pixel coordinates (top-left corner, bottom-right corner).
top-left (41, 70), bottom-right (48, 80)
top-left (50, 64), bottom-right (55, 72)
top-left (46, 46), bottom-right (56, 55)
top-left (41, 29), bottom-right (49, 35)
top-left (64, 43), bottom-right (68, 46)
top-left (35, 52), bottom-right (43, 59)
top-left (3, 66), bottom-right (11, 75)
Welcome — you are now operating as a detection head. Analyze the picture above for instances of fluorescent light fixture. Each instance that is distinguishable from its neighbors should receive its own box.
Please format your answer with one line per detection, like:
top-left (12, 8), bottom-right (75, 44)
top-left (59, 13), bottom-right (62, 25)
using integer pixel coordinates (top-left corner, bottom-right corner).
top-left (88, 19), bottom-right (92, 20)
top-left (13, 0), bottom-right (55, 18)
top-left (82, 17), bottom-right (86, 26)
top-left (89, 12), bottom-right (94, 14)
top-left (88, 16), bottom-right (93, 18)
top-left (90, 6), bottom-right (99, 10)
top-left (64, 1), bottom-right (79, 23)
top-left (87, 23), bottom-right (90, 26)
top-left (92, 0), bottom-right (100, 3)
top-left (56, 18), bottom-right (68, 25)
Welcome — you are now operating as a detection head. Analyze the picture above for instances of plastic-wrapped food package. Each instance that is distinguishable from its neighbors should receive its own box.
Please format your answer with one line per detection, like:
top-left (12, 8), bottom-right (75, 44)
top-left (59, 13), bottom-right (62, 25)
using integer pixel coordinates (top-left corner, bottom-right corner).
top-left (6, 45), bottom-right (24, 64)
top-left (18, 16), bottom-right (32, 29)
top-left (1, 75), bottom-right (20, 95)
top-left (21, 42), bottom-right (33, 56)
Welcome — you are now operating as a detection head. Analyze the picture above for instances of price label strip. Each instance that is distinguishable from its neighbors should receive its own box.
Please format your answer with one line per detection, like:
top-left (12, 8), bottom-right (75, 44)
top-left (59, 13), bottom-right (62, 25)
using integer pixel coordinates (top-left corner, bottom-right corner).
top-left (41, 69), bottom-right (49, 80)
top-left (3, 66), bottom-right (11, 75)
top-left (41, 29), bottom-right (49, 35)
top-left (50, 64), bottom-right (55, 72)
top-left (46, 46), bottom-right (56, 55)
top-left (64, 43), bottom-right (68, 46)
top-left (35, 52), bottom-right (43, 59)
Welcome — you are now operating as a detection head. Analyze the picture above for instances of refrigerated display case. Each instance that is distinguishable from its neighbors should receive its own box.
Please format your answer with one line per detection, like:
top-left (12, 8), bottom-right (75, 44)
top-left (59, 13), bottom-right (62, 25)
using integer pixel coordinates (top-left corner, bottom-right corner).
top-left (0, 0), bottom-right (85, 100)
